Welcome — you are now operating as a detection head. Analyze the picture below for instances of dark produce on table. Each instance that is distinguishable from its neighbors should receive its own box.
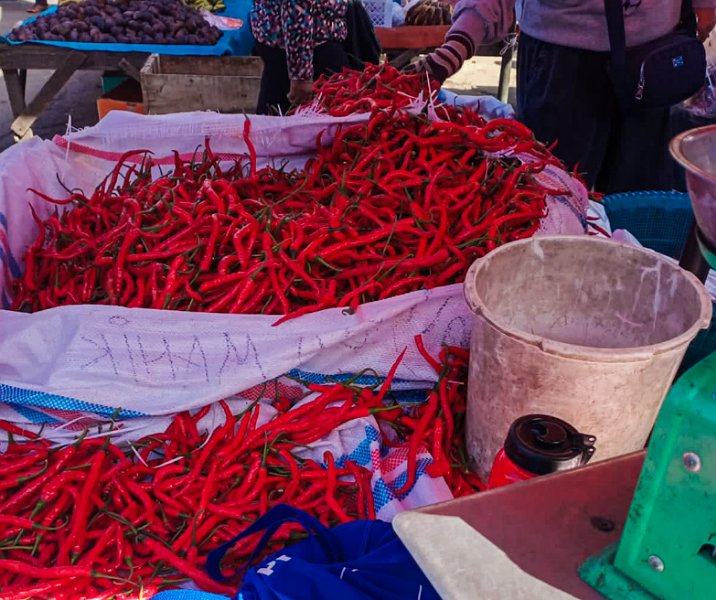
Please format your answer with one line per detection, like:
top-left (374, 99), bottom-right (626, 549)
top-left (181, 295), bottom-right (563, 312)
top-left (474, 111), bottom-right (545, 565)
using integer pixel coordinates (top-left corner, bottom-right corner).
top-left (7, 0), bottom-right (221, 45)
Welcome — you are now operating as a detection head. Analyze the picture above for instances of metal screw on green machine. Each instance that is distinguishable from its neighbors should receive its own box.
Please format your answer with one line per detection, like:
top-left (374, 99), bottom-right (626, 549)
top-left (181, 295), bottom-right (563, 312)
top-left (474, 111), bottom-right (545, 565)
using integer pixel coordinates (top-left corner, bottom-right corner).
top-left (682, 452), bottom-right (701, 473)
top-left (579, 351), bottom-right (716, 599)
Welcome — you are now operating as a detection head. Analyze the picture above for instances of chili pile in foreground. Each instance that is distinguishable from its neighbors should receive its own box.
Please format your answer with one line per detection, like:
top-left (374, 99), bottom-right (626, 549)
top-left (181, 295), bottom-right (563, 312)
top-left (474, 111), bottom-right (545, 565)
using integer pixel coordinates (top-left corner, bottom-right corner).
top-left (0, 340), bottom-right (480, 598)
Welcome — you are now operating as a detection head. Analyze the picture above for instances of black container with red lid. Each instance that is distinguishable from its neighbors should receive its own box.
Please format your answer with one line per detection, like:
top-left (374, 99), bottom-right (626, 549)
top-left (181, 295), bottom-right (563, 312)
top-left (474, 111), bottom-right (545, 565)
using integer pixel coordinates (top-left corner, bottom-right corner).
top-left (486, 414), bottom-right (596, 489)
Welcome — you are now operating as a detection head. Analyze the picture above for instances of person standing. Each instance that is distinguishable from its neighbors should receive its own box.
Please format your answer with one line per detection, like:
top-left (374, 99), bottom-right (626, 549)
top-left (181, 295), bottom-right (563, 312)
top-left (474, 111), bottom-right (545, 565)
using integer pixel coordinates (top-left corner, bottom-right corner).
top-left (408, 0), bottom-right (716, 193)
top-left (28, 0), bottom-right (49, 14)
top-left (251, 0), bottom-right (351, 115)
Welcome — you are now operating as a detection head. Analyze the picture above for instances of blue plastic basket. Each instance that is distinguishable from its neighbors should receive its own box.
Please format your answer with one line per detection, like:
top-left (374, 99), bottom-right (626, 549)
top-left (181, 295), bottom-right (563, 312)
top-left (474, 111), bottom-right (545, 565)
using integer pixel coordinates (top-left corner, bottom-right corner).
top-left (602, 191), bottom-right (693, 259)
top-left (601, 191), bottom-right (716, 372)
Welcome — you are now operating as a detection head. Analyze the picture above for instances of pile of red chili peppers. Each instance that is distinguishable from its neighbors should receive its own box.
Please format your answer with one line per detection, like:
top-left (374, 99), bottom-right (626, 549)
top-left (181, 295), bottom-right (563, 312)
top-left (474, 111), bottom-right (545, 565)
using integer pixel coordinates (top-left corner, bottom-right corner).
top-left (301, 64), bottom-right (440, 116)
top-left (13, 94), bottom-right (560, 320)
top-left (0, 339), bottom-right (479, 598)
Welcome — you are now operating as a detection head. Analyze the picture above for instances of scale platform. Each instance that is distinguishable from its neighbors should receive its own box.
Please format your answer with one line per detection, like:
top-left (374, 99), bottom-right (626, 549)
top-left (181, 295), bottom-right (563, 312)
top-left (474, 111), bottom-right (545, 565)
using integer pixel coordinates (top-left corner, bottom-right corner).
top-left (394, 451), bottom-right (645, 599)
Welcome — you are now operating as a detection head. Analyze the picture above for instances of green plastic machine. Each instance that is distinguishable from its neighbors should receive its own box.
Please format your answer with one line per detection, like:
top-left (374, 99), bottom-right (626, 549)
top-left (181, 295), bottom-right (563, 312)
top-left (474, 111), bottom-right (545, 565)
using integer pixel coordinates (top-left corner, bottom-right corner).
top-left (580, 126), bottom-right (716, 598)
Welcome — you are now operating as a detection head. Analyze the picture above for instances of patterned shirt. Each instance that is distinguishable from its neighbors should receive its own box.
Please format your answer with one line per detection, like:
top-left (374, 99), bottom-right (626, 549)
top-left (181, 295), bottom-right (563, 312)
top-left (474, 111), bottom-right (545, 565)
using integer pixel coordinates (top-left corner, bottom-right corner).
top-left (251, 0), bottom-right (349, 81)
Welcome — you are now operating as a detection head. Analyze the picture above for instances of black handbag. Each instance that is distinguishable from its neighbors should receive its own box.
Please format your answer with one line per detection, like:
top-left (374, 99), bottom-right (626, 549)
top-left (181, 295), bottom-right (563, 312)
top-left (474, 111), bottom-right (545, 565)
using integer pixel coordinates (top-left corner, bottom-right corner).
top-left (605, 0), bottom-right (706, 112)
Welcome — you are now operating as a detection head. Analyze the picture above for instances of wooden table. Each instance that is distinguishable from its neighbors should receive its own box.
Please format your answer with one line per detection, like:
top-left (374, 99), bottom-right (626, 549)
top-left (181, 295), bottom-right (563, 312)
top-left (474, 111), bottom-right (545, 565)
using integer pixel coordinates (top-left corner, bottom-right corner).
top-left (375, 25), bottom-right (515, 103)
top-left (0, 43), bottom-right (148, 141)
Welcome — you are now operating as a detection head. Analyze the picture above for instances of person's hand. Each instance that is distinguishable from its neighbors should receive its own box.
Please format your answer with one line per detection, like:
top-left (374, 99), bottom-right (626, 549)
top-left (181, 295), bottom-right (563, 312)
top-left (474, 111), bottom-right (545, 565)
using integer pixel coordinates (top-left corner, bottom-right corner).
top-left (288, 80), bottom-right (314, 106)
top-left (403, 55), bottom-right (431, 76)
top-left (403, 54), bottom-right (449, 84)
top-left (695, 8), bottom-right (716, 42)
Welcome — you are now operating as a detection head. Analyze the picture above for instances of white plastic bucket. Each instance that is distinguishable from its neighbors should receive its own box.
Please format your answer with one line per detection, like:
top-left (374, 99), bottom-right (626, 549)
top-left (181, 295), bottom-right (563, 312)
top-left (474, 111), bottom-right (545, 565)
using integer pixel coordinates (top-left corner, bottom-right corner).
top-left (463, 236), bottom-right (713, 481)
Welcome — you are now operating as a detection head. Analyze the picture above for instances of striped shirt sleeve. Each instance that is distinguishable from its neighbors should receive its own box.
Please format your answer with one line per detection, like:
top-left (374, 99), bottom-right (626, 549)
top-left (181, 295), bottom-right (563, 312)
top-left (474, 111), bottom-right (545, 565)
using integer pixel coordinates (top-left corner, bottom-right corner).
top-left (427, 0), bottom-right (514, 81)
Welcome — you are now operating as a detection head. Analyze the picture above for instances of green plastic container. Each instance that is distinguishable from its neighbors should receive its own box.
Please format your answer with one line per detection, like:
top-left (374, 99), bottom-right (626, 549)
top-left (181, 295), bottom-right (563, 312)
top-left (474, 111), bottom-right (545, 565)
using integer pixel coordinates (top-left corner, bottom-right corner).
top-left (602, 190), bottom-right (716, 372)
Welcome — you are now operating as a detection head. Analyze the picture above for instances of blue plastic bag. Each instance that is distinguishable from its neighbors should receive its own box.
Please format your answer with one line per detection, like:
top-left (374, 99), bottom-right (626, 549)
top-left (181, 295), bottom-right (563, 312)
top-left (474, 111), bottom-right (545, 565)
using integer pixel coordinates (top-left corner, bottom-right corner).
top-left (216, 505), bottom-right (440, 600)
top-left (155, 504), bottom-right (439, 600)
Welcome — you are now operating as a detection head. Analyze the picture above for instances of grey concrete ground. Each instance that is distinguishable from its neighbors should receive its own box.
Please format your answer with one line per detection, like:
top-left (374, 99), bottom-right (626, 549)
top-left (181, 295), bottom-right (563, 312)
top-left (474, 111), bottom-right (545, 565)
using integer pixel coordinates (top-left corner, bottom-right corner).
top-left (447, 56), bottom-right (517, 105)
top-left (0, 0), bottom-right (515, 151)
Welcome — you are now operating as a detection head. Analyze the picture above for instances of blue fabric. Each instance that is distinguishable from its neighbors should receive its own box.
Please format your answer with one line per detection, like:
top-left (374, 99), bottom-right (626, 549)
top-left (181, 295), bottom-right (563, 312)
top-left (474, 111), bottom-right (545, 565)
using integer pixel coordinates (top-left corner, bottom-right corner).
top-left (203, 504), bottom-right (439, 600)
top-left (153, 593), bottom-right (229, 600)
top-left (1, 0), bottom-right (255, 56)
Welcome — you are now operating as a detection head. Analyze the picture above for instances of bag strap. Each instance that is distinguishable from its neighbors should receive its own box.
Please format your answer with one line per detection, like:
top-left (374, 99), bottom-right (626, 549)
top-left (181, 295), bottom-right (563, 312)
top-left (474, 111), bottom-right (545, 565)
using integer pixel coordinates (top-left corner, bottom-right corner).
top-left (604, 0), bottom-right (630, 96)
top-left (680, 0), bottom-right (697, 37)
top-left (206, 504), bottom-right (338, 583)
top-left (605, 0), bottom-right (697, 55)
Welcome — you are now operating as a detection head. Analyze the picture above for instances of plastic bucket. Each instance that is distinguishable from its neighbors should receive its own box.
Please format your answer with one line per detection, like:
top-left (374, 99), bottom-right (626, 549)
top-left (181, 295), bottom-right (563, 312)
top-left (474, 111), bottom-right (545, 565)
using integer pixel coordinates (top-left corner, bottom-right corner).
top-left (463, 236), bottom-right (713, 481)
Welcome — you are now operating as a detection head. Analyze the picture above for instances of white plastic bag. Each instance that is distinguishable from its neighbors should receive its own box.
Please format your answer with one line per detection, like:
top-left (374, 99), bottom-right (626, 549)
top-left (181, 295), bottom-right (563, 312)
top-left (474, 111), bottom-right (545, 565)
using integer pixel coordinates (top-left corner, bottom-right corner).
top-left (438, 89), bottom-right (516, 120)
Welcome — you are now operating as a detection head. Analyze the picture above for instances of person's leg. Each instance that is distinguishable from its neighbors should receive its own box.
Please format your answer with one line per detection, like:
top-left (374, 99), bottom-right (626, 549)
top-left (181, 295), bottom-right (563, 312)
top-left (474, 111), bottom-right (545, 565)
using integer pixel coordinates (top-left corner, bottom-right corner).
top-left (312, 40), bottom-right (350, 79)
top-left (595, 108), bottom-right (673, 193)
top-left (516, 33), bottom-right (614, 189)
top-left (28, 1), bottom-right (49, 13)
top-left (254, 42), bottom-right (291, 115)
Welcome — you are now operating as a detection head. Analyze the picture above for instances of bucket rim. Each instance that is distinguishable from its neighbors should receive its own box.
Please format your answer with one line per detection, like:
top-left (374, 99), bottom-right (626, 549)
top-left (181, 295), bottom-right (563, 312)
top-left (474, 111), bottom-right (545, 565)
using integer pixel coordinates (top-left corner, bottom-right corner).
top-left (464, 236), bottom-right (714, 362)
top-left (669, 125), bottom-right (716, 185)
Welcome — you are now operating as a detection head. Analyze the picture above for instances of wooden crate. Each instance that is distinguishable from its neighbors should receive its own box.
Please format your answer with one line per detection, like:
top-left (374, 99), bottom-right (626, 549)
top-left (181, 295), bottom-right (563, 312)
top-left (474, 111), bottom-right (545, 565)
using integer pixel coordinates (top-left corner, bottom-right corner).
top-left (140, 54), bottom-right (263, 115)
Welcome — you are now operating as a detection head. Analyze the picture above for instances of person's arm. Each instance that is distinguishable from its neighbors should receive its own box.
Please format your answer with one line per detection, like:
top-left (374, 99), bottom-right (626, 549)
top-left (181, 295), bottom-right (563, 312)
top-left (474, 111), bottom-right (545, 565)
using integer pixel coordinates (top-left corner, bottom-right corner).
top-left (281, 0), bottom-right (316, 104)
top-left (409, 0), bottom-right (515, 82)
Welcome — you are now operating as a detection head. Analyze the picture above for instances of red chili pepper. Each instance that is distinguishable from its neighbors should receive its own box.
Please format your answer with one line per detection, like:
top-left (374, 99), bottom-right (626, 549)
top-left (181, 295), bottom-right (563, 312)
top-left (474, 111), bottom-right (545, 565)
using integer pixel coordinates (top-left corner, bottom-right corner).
top-left (0, 449), bottom-right (47, 479)
top-left (142, 539), bottom-right (235, 595)
top-left (200, 213), bottom-right (221, 272)
top-left (0, 446), bottom-right (77, 514)
top-left (243, 118), bottom-right (258, 177)
top-left (58, 450), bottom-right (105, 564)
top-left (0, 558), bottom-right (93, 579)
top-left (414, 334), bottom-right (442, 374)
top-left (0, 420), bottom-right (43, 441)
top-left (0, 579), bottom-right (72, 600)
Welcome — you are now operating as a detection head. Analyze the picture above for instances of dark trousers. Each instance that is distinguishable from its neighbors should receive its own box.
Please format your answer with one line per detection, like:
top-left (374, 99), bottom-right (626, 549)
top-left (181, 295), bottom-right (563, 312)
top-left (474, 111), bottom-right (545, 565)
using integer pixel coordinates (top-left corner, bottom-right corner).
top-left (255, 41), bottom-right (350, 115)
top-left (516, 32), bottom-right (673, 193)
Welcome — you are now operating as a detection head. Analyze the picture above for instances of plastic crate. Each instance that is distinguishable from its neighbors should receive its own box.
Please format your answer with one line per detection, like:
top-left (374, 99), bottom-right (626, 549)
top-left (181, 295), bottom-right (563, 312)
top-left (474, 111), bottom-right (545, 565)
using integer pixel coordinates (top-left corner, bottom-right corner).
top-left (602, 191), bottom-right (693, 260)
top-left (362, 0), bottom-right (392, 27)
top-left (602, 190), bottom-right (716, 372)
